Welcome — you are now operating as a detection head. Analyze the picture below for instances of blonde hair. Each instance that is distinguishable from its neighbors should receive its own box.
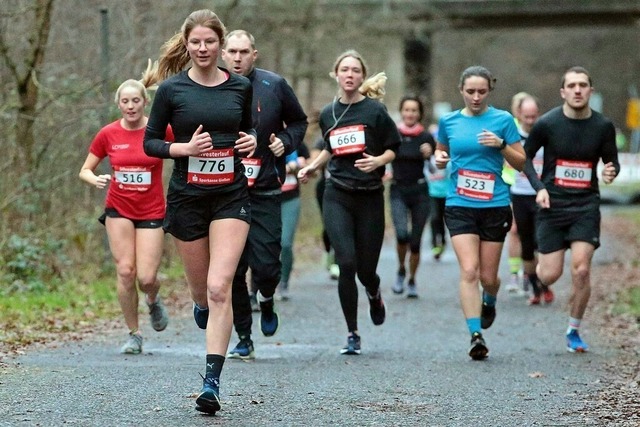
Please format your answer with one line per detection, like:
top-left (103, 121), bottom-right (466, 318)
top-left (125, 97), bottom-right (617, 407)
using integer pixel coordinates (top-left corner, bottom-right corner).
top-left (114, 79), bottom-right (149, 104)
top-left (142, 9), bottom-right (226, 86)
top-left (331, 50), bottom-right (387, 100)
top-left (510, 91), bottom-right (530, 116)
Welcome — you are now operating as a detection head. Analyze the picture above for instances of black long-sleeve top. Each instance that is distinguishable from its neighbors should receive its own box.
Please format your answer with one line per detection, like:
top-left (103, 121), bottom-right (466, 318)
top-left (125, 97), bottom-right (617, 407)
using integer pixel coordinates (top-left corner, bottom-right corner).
top-left (523, 106), bottom-right (619, 208)
top-left (247, 68), bottom-right (308, 193)
top-left (143, 68), bottom-right (256, 195)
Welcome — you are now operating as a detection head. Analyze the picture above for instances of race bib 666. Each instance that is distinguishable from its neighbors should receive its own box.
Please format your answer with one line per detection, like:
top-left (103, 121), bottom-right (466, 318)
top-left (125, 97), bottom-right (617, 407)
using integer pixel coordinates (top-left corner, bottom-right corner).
top-left (329, 125), bottom-right (365, 156)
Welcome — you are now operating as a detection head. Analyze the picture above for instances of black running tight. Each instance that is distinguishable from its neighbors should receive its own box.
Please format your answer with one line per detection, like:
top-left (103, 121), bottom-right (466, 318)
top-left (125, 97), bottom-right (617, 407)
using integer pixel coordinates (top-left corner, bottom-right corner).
top-left (323, 183), bottom-right (384, 332)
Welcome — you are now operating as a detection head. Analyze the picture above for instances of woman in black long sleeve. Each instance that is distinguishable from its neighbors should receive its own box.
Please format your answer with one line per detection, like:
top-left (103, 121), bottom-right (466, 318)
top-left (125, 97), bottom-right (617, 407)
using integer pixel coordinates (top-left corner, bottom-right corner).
top-left (142, 9), bottom-right (256, 415)
top-left (298, 50), bottom-right (399, 355)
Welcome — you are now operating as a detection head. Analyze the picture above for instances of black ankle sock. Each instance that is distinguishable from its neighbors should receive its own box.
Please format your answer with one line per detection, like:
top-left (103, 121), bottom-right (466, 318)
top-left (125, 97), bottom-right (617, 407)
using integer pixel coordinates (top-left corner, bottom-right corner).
top-left (529, 273), bottom-right (540, 295)
top-left (205, 354), bottom-right (225, 380)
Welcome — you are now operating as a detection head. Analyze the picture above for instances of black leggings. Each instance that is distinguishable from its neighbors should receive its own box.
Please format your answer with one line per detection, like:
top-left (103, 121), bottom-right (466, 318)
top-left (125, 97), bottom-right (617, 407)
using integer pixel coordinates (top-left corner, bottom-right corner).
top-left (323, 183), bottom-right (384, 332)
top-left (430, 196), bottom-right (446, 248)
top-left (389, 183), bottom-right (430, 253)
top-left (316, 177), bottom-right (331, 253)
top-left (512, 194), bottom-right (537, 261)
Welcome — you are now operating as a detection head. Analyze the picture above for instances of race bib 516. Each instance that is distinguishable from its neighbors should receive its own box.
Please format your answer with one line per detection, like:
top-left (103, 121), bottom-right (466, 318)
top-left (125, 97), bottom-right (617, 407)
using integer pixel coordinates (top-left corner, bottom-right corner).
top-left (113, 166), bottom-right (151, 191)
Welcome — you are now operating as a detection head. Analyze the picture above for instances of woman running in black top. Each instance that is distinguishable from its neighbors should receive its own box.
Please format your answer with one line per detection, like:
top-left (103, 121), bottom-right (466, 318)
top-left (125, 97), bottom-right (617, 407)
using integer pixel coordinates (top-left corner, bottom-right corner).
top-left (142, 9), bottom-right (256, 415)
top-left (298, 50), bottom-right (400, 355)
top-left (389, 96), bottom-right (435, 298)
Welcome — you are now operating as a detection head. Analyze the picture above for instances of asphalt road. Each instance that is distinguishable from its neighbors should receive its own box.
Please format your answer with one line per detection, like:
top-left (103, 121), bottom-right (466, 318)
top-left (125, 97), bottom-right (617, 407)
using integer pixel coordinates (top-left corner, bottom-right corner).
top-left (0, 225), bottom-right (618, 426)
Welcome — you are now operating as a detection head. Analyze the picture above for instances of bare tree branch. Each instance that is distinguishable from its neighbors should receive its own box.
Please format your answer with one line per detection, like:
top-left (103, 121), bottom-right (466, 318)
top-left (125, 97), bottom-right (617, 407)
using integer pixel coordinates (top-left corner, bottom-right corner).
top-left (0, 25), bottom-right (20, 83)
top-left (21, 0), bottom-right (54, 88)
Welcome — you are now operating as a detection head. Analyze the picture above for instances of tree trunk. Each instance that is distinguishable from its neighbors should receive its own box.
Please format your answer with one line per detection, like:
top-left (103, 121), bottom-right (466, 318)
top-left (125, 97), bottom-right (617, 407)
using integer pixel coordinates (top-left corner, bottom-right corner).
top-left (11, 0), bottom-right (54, 170)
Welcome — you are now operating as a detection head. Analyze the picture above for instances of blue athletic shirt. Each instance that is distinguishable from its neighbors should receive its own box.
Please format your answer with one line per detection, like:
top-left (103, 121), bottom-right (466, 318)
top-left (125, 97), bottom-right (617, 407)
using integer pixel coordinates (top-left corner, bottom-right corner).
top-left (437, 106), bottom-right (520, 208)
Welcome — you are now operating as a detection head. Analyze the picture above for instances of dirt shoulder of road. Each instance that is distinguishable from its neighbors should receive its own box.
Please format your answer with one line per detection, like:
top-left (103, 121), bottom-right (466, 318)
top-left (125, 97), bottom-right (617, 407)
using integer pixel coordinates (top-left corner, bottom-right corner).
top-left (579, 216), bottom-right (640, 425)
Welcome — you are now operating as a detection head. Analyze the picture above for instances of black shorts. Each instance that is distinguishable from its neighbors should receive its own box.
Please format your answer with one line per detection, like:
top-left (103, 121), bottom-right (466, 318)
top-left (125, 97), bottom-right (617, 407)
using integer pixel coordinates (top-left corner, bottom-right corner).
top-left (99, 208), bottom-right (163, 229)
top-left (536, 205), bottom-right (601, 253)
top-left (444, 206), bottom-right (512, 242)
top-left (164, 187), bottom-right (251, 242)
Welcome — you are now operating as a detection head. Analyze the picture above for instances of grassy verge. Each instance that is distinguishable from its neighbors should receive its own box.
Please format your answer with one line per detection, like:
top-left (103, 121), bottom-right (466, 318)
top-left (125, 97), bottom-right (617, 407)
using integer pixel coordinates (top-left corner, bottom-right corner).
top-left (0, 261), bottom-right (188, 354)
top-left (0, 275), bottom-right (120, 352)
top-left (612, 287), bottom-right (640, 319)
top-left (0, 186), bottom-right (323, 355)
top-left (612, 208), bottom-right (640, 319)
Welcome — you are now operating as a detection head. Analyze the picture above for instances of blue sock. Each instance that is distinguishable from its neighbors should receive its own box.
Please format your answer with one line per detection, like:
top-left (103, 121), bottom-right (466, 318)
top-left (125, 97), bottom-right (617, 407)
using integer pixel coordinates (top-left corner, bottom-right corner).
top-left (482, 292), bottom-right (497, 306)
top-left (466, 317), bottom-right (481, 335)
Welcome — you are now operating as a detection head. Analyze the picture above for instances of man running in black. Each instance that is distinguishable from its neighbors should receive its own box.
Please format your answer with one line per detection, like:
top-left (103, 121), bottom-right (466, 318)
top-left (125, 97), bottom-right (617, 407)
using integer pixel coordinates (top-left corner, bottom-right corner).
top-left (220, 30), bottom-right (307, 359)
top-left (523, 66), bottom-right (619, 353)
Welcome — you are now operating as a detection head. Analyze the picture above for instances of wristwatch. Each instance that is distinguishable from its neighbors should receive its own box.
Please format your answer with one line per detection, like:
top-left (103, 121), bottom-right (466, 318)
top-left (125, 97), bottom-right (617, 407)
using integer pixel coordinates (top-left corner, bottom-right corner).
top-left (499, 138), bottom-right (507, 150)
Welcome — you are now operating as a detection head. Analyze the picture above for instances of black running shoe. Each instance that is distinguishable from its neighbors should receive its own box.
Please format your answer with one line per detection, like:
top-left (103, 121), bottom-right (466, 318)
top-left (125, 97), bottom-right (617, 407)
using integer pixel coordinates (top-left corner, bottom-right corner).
top-left (367, 289), bottom-right (386, 326)
top-left (481, 303), bottom-right (496, 329)
top-left (196, 375), bottom-right (221, 415)
top-left (340, 333), bottom-right (361, 355)
top-left (193, 303), bottom-right (209, 330)
top-left (468, 332), bottom-right (489, 360)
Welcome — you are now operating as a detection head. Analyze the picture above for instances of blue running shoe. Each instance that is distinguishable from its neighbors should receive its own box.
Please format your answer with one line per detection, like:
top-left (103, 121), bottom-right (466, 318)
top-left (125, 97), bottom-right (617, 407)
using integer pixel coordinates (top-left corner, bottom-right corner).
top-left (196, 375), bottom-right (221, 414)
top-left (566, 329), bottom-right (589, 353)
top-left (227, 336), bottom-right (255, 360)
top-left (340, 333), bottom-right (361, 355)
top-left (406, 280), bottom-right (418, 299)
top-left (193, 303), bottom-right (209, 330)
top-left (196, 374), bottom-right (221, 414)
top-left (392, 272), bottom-right (405, 294)
top-left (259, 298), bottom-right (279, 337)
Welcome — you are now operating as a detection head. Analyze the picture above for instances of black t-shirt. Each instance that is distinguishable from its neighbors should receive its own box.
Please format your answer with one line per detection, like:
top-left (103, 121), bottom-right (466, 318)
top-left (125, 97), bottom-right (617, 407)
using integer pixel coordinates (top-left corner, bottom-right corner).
top-left (391, 128), bottom-right (435, 184)
top-left (319, 97), bottom-right (400, 191)
top-left (524, 106), bottom-right (619, 208)
top-left (144, 68), bottom-right (256, 195)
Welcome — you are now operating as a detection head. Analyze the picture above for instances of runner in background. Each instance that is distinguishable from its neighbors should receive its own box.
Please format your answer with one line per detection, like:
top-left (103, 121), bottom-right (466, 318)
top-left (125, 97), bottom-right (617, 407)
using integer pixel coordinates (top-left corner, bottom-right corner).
top-left (311, 136), bottom-right (340, 281)
top-left (389, 95), bottom-right (435, 297)
top-left (504, 91), bottom-right (530, 293)
top-left (278, 143), bottom-right (310, 300)
top-left (79, 78), bottom-right (172, 355)
top-left (221, 30), bottom-right (307, 360)
top-left (426, 123), bottom-right (450, 260)
top-left (509, 95), bottom-right (551, 303)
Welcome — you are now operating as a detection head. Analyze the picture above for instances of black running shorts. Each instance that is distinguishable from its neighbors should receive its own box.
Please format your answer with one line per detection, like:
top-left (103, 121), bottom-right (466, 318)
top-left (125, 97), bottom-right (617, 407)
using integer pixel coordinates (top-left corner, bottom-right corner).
top-left (164, 187), bottom-right (251, 242)
top-left (536, 204), bottom-right (601, 253)
top-left (444, 205), bottom-right (512, 242)
top-left (99, 208), bottom-right (163, 229)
